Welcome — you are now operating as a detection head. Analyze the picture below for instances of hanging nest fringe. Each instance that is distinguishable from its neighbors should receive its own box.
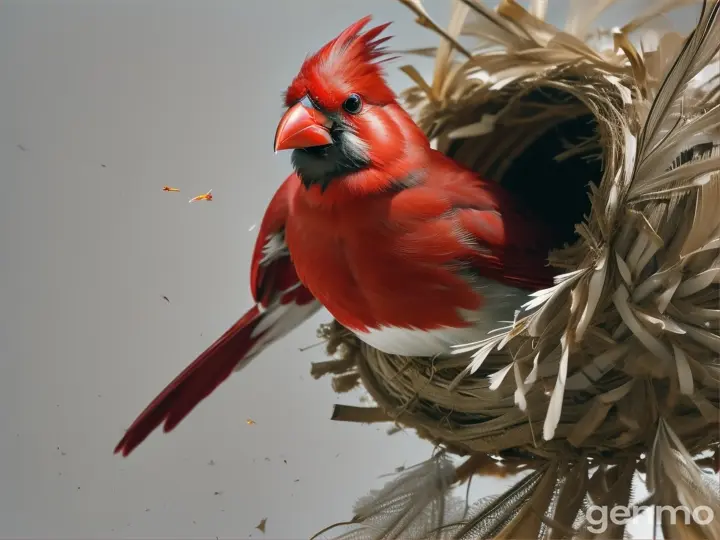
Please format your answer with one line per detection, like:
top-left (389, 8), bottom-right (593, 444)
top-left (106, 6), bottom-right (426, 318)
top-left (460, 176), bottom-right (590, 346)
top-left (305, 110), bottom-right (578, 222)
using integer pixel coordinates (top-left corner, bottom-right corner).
top-left (312, 1), bottom-right (720, 538)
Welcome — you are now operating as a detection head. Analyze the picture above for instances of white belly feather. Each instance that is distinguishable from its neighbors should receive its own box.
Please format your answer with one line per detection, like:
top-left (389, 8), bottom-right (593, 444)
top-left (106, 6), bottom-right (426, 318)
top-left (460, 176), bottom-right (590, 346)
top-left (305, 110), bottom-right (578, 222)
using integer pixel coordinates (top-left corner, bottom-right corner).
top-left (351, 277), bottom-right (530, 357)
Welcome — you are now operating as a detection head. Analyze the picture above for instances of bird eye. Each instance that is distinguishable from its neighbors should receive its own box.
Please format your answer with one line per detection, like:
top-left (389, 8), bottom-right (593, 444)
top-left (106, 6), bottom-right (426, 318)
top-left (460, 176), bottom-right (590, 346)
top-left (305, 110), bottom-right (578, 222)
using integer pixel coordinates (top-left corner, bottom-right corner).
top-left (342, 94), bottom-right (363, 114)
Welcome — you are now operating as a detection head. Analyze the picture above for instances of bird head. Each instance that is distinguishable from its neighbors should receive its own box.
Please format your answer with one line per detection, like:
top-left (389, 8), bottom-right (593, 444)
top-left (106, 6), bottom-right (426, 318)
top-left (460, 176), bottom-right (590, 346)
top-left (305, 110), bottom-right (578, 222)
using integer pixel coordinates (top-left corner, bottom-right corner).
top-left (274, 16), bottom-right (428, 192)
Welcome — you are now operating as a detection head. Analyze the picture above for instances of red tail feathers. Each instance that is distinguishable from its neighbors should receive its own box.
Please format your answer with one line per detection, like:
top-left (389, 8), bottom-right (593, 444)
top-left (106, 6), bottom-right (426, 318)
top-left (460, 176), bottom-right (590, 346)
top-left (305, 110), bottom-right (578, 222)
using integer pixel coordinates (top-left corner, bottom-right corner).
top-left (114, 306), bottom-right (266, 457)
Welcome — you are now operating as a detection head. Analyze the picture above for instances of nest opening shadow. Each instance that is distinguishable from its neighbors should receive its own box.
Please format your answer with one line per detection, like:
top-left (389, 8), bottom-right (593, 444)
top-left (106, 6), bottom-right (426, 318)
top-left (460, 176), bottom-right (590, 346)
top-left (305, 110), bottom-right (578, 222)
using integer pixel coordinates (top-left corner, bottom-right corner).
top-left (445, 83), bottom-right (603, 250)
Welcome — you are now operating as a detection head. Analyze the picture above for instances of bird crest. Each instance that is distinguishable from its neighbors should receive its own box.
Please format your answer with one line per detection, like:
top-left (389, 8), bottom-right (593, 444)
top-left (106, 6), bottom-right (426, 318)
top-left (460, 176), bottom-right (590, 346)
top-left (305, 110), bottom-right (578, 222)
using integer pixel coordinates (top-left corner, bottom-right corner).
top-left (284, 16), bottom-right (396, 109)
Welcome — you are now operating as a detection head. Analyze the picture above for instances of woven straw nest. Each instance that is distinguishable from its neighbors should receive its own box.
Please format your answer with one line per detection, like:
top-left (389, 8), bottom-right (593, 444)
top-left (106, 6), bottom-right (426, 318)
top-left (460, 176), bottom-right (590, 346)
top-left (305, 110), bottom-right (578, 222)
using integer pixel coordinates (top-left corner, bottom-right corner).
top-left (311, 1), bottom-right (720, 539)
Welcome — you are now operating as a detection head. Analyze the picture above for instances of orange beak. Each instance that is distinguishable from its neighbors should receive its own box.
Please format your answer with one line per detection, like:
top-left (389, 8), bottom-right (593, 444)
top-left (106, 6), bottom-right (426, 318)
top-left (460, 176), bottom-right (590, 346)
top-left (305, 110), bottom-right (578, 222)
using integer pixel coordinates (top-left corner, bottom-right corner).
top-left (273, 102), bottom-right (333, 152)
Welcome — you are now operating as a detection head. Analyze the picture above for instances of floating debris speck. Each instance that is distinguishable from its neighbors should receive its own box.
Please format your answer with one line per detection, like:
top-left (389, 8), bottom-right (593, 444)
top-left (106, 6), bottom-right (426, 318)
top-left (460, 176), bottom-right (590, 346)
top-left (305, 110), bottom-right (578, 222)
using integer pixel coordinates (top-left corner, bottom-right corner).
top-left (188, 189), bottom-right (213, 203)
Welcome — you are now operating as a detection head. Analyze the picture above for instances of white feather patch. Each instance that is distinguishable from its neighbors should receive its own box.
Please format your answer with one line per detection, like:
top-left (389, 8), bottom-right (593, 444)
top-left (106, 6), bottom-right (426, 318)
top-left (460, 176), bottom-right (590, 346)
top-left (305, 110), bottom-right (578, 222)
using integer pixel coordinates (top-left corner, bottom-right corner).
top-left (239, 298), bottom-right (322, 371)
top-left (339, 129), bottom-right (370, 164)
top-left (353, 278), bottom-right (529, 357)
top-left (354, 324), bottom-right (491, 357)
top-left (259, 231), bottom-right (289, 265)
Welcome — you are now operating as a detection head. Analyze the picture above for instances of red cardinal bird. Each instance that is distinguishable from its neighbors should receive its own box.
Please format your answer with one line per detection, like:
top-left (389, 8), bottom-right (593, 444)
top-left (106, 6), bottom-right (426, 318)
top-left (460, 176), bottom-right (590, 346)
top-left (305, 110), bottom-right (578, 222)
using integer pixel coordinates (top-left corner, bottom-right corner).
top-left (115, 16), bottom-right (560, 457)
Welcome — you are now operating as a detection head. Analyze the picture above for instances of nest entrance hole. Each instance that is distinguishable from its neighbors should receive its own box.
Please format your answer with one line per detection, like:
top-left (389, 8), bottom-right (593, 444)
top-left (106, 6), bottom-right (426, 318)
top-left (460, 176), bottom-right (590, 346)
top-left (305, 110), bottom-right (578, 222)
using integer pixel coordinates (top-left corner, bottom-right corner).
top-left (446, 85), bottom-right (603, 249)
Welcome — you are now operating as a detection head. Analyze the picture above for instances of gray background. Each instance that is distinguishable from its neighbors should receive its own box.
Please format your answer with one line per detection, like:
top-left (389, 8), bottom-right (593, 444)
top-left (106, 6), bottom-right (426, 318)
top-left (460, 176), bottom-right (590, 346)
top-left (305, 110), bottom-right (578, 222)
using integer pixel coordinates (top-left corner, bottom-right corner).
top-left (0, 0), bottom-right (702, 538)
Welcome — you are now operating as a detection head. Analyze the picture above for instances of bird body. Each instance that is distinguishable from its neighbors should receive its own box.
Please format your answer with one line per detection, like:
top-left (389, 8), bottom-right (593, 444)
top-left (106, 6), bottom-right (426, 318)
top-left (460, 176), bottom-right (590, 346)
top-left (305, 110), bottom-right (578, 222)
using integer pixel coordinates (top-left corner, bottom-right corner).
top-left (115, 16), bottom-right (560, 457)
top-left (281, 147), bottom-right (555, 356)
